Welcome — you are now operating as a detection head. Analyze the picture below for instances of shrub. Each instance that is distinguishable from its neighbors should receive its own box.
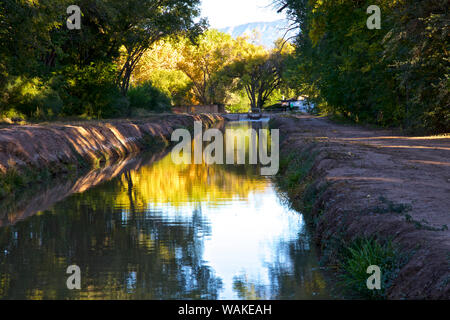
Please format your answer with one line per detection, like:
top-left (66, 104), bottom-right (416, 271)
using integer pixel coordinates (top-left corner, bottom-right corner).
top-left (1, 76), bottom-right (63, 120)
top-left (61, 62), bottom-right (128, 118)
top-left (127, 82), bottom-right (172, 113)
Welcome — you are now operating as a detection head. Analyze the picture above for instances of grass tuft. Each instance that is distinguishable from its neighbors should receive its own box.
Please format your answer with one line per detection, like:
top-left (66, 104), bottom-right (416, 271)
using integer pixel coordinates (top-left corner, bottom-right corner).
top-left (337, 237), bottom-right (406, 299)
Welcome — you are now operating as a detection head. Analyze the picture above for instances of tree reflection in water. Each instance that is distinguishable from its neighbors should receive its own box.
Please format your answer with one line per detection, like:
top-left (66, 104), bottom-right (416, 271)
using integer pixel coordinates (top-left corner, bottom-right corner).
top-left (0, 121), bottom-right (331, 300)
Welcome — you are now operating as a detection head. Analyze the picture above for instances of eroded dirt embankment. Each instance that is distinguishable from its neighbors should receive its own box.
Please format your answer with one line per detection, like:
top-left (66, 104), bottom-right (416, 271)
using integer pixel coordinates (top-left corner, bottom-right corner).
top-left (0, 114), bottom-right (223, 196)
top-left (272, 115), bottom-right (450, 299)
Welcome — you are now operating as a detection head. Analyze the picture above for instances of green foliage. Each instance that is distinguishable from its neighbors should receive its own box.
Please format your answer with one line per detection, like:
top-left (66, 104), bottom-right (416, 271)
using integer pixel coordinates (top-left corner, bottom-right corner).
top-left (226, 89), bottom-right (251, 113)
top-left (132, 31), bottom-right (294, 110)
top-left (61, 62), bottom-right (128, 118)
top-left (224, 44), bottom-right (290, 109)
top-left (176, 29), bottom-right (241, 105)
top-left (265, 86), bottom-right (296, 107)
top-left (128, 82), bottom-right (172, 113)
top-left (278, 0), bottom-right (449, 133)
top-left (1, 76), bottom-right (63, 120)
top-left (338, 238), bottom-right (403, 299)
top-left (277, 148), bottom-right (317, 190)
top-left (0, 0), bottom-right (204, 120)
top-left (383, 2), bottom-right (450, 132)
top-left (143, 70), bottom-right (193, 106)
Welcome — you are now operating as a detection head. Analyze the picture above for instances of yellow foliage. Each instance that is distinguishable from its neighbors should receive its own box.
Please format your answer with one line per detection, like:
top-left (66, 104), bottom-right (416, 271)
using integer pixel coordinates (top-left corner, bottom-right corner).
top-left (114, 154), bottom-right (268, 209)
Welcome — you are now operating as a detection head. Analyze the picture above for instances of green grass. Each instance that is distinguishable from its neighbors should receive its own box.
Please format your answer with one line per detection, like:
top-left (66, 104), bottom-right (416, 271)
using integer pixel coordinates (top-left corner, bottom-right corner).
top-left (278, 147), bottom-right (317, 187)
top-left (337, 237), bottom-right (406, 299)
top-left (275, 147), bottom-right (321, 217)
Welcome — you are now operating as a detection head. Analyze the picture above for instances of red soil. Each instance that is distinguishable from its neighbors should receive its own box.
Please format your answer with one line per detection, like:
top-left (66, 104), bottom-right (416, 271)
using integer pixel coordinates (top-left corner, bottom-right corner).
top-left (273, 115), bottom-right (449, 299)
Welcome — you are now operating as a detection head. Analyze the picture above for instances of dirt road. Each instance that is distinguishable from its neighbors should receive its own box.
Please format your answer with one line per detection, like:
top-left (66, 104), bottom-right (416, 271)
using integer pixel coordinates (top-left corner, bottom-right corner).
top-left (272, 114), bottom-right (450, 299)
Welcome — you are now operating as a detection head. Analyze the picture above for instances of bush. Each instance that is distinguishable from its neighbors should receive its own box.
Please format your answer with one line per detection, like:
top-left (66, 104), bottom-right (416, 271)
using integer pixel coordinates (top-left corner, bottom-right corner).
top-left (61, 62), bottom-right (129, 118)
top-left (127, 82), bottom-right (172, 113)
top-left (1, 76), bottom-right (63, 120)
top-left (142, 69), bottom-right (195, 106)
top-left (0, 62), bottom-right (131, 120)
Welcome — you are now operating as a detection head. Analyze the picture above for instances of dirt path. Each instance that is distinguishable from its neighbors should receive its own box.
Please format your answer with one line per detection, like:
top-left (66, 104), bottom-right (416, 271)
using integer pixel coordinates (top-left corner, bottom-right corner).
top-left (272, 115), bottom-right (449, 299)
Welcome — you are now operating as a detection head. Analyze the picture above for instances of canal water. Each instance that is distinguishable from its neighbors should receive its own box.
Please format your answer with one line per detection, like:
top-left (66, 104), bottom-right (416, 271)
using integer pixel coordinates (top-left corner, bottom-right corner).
top-left (0, 121), bottom-right (330, 300)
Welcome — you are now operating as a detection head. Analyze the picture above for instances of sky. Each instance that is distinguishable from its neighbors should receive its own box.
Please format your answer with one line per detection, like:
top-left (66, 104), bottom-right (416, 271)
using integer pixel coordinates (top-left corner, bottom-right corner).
top-left (200, 0), bottom-right (287, 29)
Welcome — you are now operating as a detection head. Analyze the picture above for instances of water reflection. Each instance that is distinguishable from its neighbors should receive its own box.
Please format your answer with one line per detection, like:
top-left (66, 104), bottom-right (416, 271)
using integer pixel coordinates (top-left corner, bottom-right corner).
top-left (0, 121), bottom-right (330, 300)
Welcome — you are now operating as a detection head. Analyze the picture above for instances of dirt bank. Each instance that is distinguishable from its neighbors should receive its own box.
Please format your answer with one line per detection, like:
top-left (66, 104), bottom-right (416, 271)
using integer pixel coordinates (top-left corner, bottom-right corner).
top-left (0, 114), bottom-right (223, 198)
top-left (271, 115), bottom-right (449, 299)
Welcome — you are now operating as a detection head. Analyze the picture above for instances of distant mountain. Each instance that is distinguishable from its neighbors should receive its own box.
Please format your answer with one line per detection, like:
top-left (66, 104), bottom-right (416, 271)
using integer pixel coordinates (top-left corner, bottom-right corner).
top-left (219, 19), bottom-right (297, 48)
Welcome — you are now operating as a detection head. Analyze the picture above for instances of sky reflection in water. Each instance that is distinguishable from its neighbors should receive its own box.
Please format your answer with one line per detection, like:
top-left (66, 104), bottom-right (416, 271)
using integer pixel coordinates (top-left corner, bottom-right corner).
top-left (0, 121), bottom-right (329, 300)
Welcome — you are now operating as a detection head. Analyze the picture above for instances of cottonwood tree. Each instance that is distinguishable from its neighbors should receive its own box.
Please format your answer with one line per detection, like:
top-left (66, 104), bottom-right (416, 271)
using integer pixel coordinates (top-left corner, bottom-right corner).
top-left (115, 0), bottom-right (206, 95)
top-left (225, 42), bottom-right (289, 110)
top-left (176, 30), bottom-right (241, 105)
top-left (131, 40), bottom-right (196, 105)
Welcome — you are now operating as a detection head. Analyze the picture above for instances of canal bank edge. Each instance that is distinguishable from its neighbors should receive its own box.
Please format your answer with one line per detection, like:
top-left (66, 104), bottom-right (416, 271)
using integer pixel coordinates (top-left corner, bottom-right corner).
top-left (0, 114), bottom-right (224, 200)
top-left (270, 116), bottom-right (450, 300)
